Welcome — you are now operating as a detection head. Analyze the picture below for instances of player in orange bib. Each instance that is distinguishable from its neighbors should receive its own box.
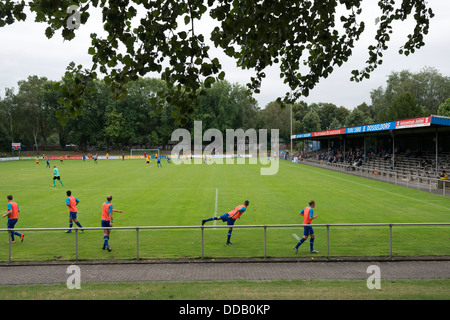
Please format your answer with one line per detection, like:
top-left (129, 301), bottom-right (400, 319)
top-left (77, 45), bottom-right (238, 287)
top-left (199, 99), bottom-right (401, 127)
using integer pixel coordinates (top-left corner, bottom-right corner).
top-left (202, 200), bottom-right (249, 245)
top-left (65, 190), bottom-right (84, 233)
top-left (293, 200), bottom-right (318, 254)
top-left (101, 195), bottom-right (123, 252)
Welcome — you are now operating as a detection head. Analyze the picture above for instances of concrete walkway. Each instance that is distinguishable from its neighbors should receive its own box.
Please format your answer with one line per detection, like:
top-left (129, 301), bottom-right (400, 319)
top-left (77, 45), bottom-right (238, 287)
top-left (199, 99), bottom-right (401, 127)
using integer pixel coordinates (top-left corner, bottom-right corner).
top-left (0, 259), bottom-right (449, 285)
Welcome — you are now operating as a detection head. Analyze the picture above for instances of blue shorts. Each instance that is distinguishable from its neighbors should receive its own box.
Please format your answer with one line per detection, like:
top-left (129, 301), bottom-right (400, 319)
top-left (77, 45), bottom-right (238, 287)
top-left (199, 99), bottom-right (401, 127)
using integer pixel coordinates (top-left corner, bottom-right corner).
top-left (101, 220), bottom-right (111, 228)
top-left (7, 218), bottom-right (18, 229)
top-left (219, 213), bottom-right (236, 226)
top-left (303, 226), bottom-right (314, 236)
top-left (69, 211), bottom-right (78, 219)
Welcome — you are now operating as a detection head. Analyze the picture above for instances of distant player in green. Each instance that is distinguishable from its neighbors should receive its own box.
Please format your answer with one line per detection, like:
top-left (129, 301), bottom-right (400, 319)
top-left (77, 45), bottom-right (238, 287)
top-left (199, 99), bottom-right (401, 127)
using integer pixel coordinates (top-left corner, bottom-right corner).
top-left (52, 165), bottom-right (64, 187)
top-left (293, 200), bottom-right (318, 254)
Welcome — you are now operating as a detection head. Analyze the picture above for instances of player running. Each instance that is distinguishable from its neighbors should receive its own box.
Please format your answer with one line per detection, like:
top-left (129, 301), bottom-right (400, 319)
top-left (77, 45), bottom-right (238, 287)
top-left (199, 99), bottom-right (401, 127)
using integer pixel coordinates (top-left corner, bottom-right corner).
top-left (2, 195), bottom-right (24, 243)
top-left (101, 195), bottom-right (123, 252)
top-left (52, 165), bottom-right (64, 187)
top-left (293, 200), bottom-right (318, 254)
top-left (202, 200), bottom-right (249, 245)
top-left (65, 190), bottom-right (84, 233)
top-left (157, 155), bottom-right (162, 167)
top-left (146, 155), bottom-right (150, 167)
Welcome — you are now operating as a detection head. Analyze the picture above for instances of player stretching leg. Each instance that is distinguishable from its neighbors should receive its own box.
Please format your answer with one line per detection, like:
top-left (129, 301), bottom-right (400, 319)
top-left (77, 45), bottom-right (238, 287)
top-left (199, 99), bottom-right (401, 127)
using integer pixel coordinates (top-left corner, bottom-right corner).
top-left (101, 195), bottom-right (123, 252)
top-left (65, 190), bottom-right (84, 233)
top-left (202, 200), bottom-right (249, 245)
top-left (294, 200), bottom-right (318, 254)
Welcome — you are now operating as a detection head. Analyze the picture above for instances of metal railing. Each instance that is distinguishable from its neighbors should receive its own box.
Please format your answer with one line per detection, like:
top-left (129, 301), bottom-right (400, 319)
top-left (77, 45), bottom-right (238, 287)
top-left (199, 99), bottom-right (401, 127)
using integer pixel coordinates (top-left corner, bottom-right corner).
top-left (301, 159), bottom-right (450, 196)
top-left (1, 223), bottom-right (450, 262)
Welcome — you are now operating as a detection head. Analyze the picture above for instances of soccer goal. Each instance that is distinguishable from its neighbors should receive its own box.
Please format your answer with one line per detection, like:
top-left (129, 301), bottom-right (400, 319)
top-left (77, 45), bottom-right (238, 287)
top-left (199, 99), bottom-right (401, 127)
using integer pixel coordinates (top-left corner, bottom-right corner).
top-left (130, 149), bottom-right (160, 159)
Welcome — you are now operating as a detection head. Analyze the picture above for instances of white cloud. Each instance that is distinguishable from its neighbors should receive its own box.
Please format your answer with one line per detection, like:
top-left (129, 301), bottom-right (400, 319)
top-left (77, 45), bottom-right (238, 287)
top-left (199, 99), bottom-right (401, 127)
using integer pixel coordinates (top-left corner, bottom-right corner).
top-left (1, 1), bottom-right (449, 110)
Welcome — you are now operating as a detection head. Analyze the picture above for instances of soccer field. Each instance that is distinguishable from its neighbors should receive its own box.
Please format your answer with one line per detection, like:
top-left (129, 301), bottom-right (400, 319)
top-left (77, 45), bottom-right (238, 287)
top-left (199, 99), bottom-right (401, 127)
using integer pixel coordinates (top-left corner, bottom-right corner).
top-left (1, 158), bottom-right (449, 262)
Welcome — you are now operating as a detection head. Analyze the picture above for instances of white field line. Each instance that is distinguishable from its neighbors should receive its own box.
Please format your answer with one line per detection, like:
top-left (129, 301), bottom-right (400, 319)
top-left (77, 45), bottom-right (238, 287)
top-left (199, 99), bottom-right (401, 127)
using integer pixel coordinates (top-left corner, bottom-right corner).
top-left (286, 163), bottom-right (450, 211)
top-left (292, 233), bottom-right (300, 241)
top-left (213, 188), bottom-right (218, 229)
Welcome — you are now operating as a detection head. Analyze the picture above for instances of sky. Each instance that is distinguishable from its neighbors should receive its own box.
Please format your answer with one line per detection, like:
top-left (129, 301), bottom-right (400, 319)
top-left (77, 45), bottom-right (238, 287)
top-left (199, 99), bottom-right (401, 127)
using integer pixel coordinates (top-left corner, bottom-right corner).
top-left (0, 1), bottom-right (449, 111)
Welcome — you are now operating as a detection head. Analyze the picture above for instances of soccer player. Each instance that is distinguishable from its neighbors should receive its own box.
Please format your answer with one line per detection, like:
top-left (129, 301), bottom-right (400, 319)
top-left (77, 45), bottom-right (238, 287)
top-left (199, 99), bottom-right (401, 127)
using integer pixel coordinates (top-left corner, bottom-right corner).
top-left (2, 195), bottom-right (24, 243)
top-left (60, 156), bottom-right (64, 164)
top-left (52, 165), bottom-right (64, 187)
top-left (146, 155), bottom-right (150, 167)
top-left (106, 153), bottom-right (109, 160)
top-left (36, 157), bottom-right (39, 167)
top-left (202, 200), bottom-right (249, 245)
top-left (157, 155), bottom-right (162, 167)
top-left (46, 156), bottom-right (50, 168)
top-left (293, 200), bottom-right (318, 254)
top-left (101, 195), bottom-right (123, 252)
top-left (65, 190), bottom-right (84, 233)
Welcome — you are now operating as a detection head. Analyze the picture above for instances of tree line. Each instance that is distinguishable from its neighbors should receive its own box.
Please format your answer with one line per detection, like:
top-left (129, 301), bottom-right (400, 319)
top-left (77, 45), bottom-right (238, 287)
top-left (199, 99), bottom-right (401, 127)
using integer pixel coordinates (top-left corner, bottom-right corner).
top-left (0, 67), bottom-right (449, 153)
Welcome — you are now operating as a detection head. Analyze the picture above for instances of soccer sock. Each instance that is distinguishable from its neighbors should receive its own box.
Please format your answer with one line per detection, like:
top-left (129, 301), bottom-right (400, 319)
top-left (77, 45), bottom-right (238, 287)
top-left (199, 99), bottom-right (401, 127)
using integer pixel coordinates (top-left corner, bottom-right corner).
top-left (227, 230), bottom-right (232, 243)
top-left (310, 238), bottom-right (315, 251)
top-left (53, 180), bottom-right (55, 186)
top-left (204, 217), bottom-right (216, 222)
top-left (295, 238), bottom-right (306, 248)
top-left (103, 236), bottom-right (109, 247)
top-left (75, 221), bottom-right (83, 228)
top-left (69, 222), bottom-right (73, 229)
top-left (60, 181), bottom-right (63, 186)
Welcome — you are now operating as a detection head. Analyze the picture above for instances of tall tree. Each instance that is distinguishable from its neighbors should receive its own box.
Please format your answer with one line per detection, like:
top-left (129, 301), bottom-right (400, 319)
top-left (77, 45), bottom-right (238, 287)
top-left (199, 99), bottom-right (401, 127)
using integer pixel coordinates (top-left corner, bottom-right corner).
top-left (437, 98), bottom-right (450, 117)
top-left (387, 92), bottom-right (426, 120)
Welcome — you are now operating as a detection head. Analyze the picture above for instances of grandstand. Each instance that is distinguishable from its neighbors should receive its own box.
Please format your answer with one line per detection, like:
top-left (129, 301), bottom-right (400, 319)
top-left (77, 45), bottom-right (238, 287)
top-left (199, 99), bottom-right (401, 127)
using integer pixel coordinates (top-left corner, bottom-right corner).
top-left (292, 115), bottom-right (450, 193)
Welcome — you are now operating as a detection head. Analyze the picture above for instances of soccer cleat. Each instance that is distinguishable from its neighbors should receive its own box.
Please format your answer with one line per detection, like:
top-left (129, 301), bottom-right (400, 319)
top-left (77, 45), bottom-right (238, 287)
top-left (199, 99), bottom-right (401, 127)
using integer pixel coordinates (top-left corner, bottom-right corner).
top-left (226, 242), bottom-right (234, 245)
top-left (10, 241), bottom-right (16, 244)
top-left (293, 247), bottom-right (298, 254)
top-left (65, 230), bottom-right (72, 233)
top-left (20, 234), bottom-right (24, 242)
top-left (201, 219), bottom-right (206, 226)
top-left (310, 250), bottom-right (319, 253)
top-left (106, 246), bottom-right (112, 252)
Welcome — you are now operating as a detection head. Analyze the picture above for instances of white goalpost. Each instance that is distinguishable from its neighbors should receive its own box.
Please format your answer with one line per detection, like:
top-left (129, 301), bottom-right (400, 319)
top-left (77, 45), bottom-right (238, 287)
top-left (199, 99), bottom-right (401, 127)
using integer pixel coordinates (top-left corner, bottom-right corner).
top-left (130, 149), bottom-right (160, 158)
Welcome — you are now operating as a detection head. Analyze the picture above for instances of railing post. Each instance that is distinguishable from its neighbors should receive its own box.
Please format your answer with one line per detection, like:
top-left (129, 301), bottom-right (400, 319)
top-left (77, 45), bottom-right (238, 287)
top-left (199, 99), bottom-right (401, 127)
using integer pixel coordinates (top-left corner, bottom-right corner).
top-left (264, 225), bottom-right (267, 259)
top-left (201, 226), bottom-right (204, 259)
top-left (8, 230), bottom-right (11, 263)
top-left (75, 228), bottom-right (78, 261)
top-left (389, 224), bottom-right (393, 259)
top-left (136, 227), bottom-right (139, 260)
top-left (326, 225), bottom-right (330, 259)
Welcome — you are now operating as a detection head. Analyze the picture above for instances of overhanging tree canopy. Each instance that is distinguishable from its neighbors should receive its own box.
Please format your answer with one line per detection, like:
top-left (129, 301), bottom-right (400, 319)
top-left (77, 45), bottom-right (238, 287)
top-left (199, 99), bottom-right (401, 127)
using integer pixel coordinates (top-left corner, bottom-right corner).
top-left (0, 0), bottom-right (435, 124)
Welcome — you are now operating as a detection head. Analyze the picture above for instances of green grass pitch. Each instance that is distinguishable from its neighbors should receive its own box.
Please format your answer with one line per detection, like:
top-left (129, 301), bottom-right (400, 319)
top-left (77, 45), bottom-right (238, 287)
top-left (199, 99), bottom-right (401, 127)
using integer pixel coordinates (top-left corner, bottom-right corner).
top-left (0, 158), bottom-right (449, 262)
